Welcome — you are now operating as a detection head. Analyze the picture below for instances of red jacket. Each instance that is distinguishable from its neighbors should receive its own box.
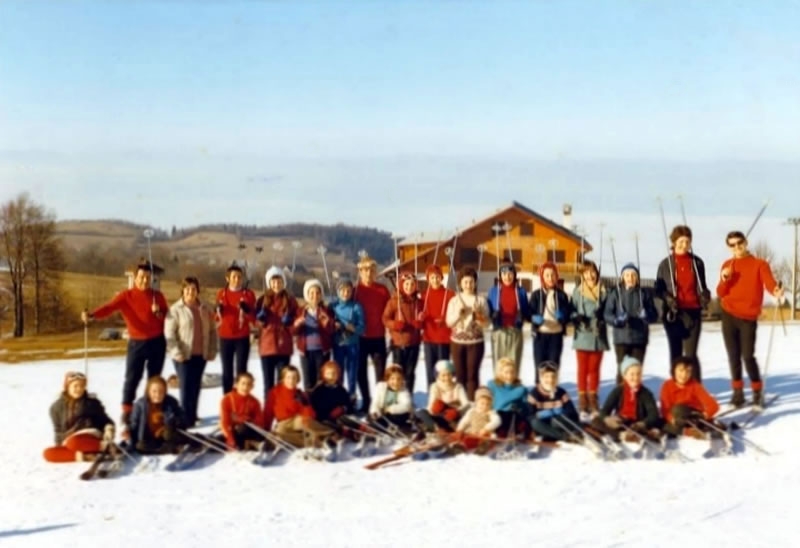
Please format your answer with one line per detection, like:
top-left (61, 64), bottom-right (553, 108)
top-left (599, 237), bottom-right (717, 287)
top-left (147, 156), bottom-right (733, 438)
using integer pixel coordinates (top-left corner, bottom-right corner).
top-left (256, 290), bottom-right (298, 357)
top-left (215, 287), bottom-right (257, 339)
top-left (354, 281), bottom-right (391, 339)
top-left (263, 384), bottom-right (315, 429)
top-left (383, 292), bottom-right (422, 348)
top-left (420, 286), bottom-right (454, 344)
top-left (292, 303), bottom-right (336, 354)
top-left (659, 378), bottom-right (719, 423)
top-left (220, 391), bottom-right (264, 447)
top-left (91, 288), bottom-right (168, 340)
top-left (716, 255), bottom-right (778, 321)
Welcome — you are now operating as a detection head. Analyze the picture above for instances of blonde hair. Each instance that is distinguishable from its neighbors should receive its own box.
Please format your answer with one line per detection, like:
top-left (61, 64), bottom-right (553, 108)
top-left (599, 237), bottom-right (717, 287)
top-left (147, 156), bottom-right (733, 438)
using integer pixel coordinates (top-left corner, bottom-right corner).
top-left (493, 357), bottom-right (520, 385)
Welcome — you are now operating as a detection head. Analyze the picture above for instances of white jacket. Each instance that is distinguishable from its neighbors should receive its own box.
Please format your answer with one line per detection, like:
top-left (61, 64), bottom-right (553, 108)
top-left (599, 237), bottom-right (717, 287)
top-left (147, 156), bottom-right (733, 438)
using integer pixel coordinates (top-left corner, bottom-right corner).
top-left (427, 382), bottom-right (470, 413)
top-left (369, 382), bottom-right (412, 416)
top-left (165, 299), bottom-right (218, 362)
top-left (456, 406), bottom-right (501, 435)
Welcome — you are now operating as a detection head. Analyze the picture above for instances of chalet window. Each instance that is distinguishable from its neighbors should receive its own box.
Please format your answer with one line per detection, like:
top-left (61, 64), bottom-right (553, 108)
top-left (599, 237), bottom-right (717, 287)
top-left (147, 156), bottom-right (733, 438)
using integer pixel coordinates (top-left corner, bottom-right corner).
top-left (503, 249), bottom-right (522, 263)
top-left (553, 250), bottom-right (566, 263)
top-left (460, 247), bottom-right (480, 264)
top-left (519, 222), bottom-right (534, 236)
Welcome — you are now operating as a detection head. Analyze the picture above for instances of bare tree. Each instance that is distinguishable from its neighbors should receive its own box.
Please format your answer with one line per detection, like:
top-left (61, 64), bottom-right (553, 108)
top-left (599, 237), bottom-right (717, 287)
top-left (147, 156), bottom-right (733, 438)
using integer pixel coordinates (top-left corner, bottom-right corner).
top-left (0, 194), bottom-right (32, 337)
top-left (28, 216), bottom-right (65, 334)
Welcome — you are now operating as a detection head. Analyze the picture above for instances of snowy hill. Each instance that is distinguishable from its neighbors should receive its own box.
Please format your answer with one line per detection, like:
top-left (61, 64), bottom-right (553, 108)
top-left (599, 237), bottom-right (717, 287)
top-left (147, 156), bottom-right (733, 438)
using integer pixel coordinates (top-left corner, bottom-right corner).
top-left (1, 323), bottom-right (798, 547)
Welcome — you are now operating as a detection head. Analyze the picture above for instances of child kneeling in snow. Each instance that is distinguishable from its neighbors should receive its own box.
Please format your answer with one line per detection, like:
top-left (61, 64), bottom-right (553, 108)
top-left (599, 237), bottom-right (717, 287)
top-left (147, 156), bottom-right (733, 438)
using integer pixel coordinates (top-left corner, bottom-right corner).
top-left (44, 371), bottom-right (115, 463)
top-left (264, 365), bottom-right (334, 448)
top-left (369, 363), bottom-right (414, 431)
top-left (526, 362), bottom-right (581, 442)
top-left (592, 356), bottom-right (661, 441)
top-left (487, 357), bottom-right (528, 438)
top-left (416, 359), bottom-right (469, 433)
top-left (452, 387), bottom-right (501, 451)
top-left (129, 376), bottom-right (187, 454)
top-left (220, 372), bottom-right (265, 450)
top-left (660, 355), bottom-right (720, 438)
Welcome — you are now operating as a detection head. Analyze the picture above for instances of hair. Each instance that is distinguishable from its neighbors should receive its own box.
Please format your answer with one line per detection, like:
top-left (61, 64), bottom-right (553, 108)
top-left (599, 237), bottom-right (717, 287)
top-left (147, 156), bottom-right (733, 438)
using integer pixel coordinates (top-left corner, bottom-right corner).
top-left (669, 225), bottom-right (693, 244)
top-left (279, 365), bottom-right (301, 382)
top-left (320, 360), bottom-right (341, 381)
top-left (146, 376), bottom-right (167, 397)
top-left (494, 357), bottom-right (520, 385)
top-left (725, 230), bottom-right (746, 244)
top-left (226, 264), bottom-right (243, 275)
top-left (235, 371), bottom-right (255, 384)
top-left (181, 276), bottom-right (200, 291)
top-left (671, 355), bottom-right (699, 379)
top-left (578, 260), bottom-right (599, 277)
top-left (384, 364), bottom-right (405, 382)
top-left (459, 267), bottom-right (478, 283)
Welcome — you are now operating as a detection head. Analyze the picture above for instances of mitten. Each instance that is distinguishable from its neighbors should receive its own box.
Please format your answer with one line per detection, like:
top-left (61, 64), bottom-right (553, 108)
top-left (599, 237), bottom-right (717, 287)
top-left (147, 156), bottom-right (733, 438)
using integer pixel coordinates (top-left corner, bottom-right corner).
top-left (103, 424), bottom-right (115, 444)
top-left (238, 300), bottom-right (250, 313)
top-left (443, 408), bottom-right (459, 423)
top-left (234, 423), bottom-right (246, 434)
top-left (614, 313), bottom-right (628, 327)
top-left (215, 302), bottom-right (223, 316)
top-left (637, 308), bottom-right (647, 320)
top-left (282, 312), bottom-right (292, 326)
top-left (330, 406), bottom-right (346, 420)
top-left (431, 399), bottom-right (446, 415)
top-left (603, 415), bottom-right (622, 429)
top-left (531, 314), bottom-right (544, 326)
top-left (256, 308), bottom-right (269, 323)
top-left (555, 310), bottom-right (565, 322)
top-left (393, 320), bottom-right (406, 331)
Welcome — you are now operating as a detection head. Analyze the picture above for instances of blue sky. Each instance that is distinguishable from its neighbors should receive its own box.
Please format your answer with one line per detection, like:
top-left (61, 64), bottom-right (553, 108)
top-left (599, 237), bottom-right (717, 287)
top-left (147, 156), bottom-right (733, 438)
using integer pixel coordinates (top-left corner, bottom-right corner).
top-left (1, 1), bottom-right (799, 236)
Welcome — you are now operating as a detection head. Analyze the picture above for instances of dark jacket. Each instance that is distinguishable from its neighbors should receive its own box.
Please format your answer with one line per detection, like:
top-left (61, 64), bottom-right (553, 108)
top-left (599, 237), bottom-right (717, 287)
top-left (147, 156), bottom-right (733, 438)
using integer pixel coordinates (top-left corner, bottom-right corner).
top-left (129, 394), bottom-right (185, 448)
top-left (603, 286), bottom-right (658, 345)
top-left (527, 386), bottom-right (579, 424)
top-left (654, 253), bottom-right (710, 315)
top-left (528, 288), bottom-right (573, 335)
top-left (49, 393), bottom-right (113, 445)
top-left (598, 384), bottom-right (660, 429)
top-left (309, 383), bottom-right (353, 422)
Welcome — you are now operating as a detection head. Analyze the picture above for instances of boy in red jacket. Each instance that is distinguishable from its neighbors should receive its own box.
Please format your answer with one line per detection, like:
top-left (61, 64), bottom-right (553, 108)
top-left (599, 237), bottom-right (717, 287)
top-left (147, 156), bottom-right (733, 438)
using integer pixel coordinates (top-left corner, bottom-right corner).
top-left (717, 231), bottom-right (784, 407)
top-left (264, 365), bottom-right (334, 447)
top-left (660, 356), bottom-right (719, 438)
top-left (220, 372), bottom-right (264, 450)
top-left (418, 265), bottom-right (454, 388)
top-left (82, 260), bottom-right (168, 434)
top-left (354, 254), bottom-right (391, 413)
top-left (215, 264), bottom-right (257, 395)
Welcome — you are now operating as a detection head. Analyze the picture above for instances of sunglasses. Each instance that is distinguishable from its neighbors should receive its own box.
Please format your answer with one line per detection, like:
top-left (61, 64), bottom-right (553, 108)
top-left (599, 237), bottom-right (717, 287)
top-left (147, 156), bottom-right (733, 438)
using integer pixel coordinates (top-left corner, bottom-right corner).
top-left (727, 240), bottom-right (745, 248)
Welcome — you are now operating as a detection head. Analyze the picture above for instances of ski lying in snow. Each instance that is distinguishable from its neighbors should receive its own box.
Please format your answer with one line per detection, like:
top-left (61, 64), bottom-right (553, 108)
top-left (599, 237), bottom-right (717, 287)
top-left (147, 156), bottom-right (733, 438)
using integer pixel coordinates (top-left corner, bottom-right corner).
top-left (739, 394), bottom-right (780, 429)
top-left (364, 439), bottom-right (447, 470)
top-left (79, 447), bottom-right (111, 481)
top-left (165, 445), bottom-right (210, 472)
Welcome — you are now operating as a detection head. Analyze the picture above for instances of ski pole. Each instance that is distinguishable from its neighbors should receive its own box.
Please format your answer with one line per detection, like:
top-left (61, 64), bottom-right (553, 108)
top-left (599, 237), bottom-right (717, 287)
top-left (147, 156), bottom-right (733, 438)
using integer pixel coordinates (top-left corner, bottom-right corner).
top-left (492, 222), bottom-right (502, 280)
top-left (619, 423), bottom-right (667, 458)
top-left (745, 200), bottom-right (770, 239)
top-left (609, 236), bottom-right (622, 316)
top-left (697, 418), bottom-right (770, 456)
top-left (291, 241), bottom-right (301, 277)
top-left (677, 194), bottom-right (706, 296)
top-left (317, 245), bottom-right (332, 297)
top-left (598, 223), bottom-right (605, 278)
top-left (143, 229), bottom-right (156, 307)
top-left (476, 244), bottom-right (486, 293)
top-left (657, 197), bottom-right (677, 298)
top-left (178, 429), bottom-right (230, 454)
top-left (83, 309), bottom-right (89, 377)
top-left (634, 232), bottom-right (644, 315)
top-left (548, 238), bottom-right (560, 313)
top-left (502, 222), bottom-right (522, 315)
top-left (245, 422), bottom-right (298, 453)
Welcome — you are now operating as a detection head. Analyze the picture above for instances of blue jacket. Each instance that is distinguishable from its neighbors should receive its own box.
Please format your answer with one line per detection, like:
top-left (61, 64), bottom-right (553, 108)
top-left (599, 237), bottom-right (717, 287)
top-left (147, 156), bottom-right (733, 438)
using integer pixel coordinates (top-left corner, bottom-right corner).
top-left (487, 380), bottom-right (527, 412)
top-left (487, 283), bottom-right (531, 329)
top-left (603, 286), bottom-right (659, 345)
top-left (329, 298), bottom-right (365, 347)
top-left (570, 284), bottom-right (610, 352)
top-left (129, 394), bottom-right (185, 449)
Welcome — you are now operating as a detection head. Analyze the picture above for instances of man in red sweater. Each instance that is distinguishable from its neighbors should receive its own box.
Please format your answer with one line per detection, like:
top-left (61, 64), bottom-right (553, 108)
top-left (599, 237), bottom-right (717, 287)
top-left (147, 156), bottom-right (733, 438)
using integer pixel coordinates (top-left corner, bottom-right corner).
top-left (353, 254), bottom-right (391, 414)
top-left (82, 261), bottom-right (169, 433)
top-left (717, 231), bottom-right (784, 408)
top-left (418, 265), bottom-right (454, 388)
top-left (215, 264), bottom-right (257, 395)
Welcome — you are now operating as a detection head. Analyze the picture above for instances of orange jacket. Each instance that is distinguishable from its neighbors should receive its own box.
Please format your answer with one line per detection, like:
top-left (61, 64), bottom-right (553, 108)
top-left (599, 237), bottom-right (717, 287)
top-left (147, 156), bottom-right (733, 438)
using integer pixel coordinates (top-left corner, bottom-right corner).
top-left (91, 288), bottom-right (168, 340)
top-left (716, 255), bottom-right (778, 321)
top-left (659, 379), bottom-right (719, 422)
top-left (263, 384), bottom-right (315, 429)
top-left (220, 391), bottom-right (264, 447)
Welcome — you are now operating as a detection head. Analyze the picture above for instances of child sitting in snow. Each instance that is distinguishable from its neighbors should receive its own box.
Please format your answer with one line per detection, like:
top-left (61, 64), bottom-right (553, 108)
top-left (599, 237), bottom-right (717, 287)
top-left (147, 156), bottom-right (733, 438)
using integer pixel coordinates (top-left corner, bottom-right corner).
top-left (415, 359), bottom-right (469, 432)
top-left (593, 356), bottom-right (661, 441)
top-left (369, 363), bottom-right (414, 430)
top-left (660, 355), bottom-right (720, 438)
top-left (487, 357), bottom-right (528, 437)
top-left (310, 360), bottom-right (354, 424)
top-left (526, 362), bottom-right (581, 442)
top-left (43, 371), bottom-right (115, 463)
top-left (454, 387), bottom-right (502, 450)
top-left (264, 365), bottom-right (334, 448)
top-left (220, 372), bottom-right (265, 450)
top-left (129, 376), bottom-right (186, 454)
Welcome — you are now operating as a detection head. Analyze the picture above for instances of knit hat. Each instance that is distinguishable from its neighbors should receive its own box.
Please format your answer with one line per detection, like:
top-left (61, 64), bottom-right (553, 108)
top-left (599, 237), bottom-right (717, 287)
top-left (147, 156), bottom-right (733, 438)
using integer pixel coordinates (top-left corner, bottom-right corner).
top-left (474, 387), bottom-right (492, 402)
top-left (538, 361), bottom-right (559, 375)
top-left (538, 261), bottom-right (559, 288)
top-left (619, 355), bottom-right (642, 376)
top-left (435, 359), bottom-right (455, 375)
top-left (397, 271), bottom-right (417, 294)
top-left (303, 278), bottom-right (324, 301)
top-left (620, 263), bottom-right (639, 277)
top-left (63, 371), bottom-right (87, 391)
top-left (384, 363), bottom-right (405, 381)
top-left (425, 264), bottom-right (443, 278)
top-left (265, 265), bottom-right (287, 287)
top-left (336, 274), bottom-right (354, 291)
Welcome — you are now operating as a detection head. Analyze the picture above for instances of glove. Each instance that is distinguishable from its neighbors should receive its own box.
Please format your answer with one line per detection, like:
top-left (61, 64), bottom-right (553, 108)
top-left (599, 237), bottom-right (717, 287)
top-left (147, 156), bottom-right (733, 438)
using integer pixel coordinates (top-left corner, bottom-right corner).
top-left (443, 408), bottom-right (459, 423)
top-left (603, 416), bottom-right (622, 429)
top-left (392, 320), bottom-right (406, 331)
top-left (631, 421), bottom-right (646, 432)
top-left (162, 426), bottom-right (178, 442)
top-left (664, 294), bottom-right (678, 312)
top-left (431, 399), bottom-right (446, 415)
top-left (234, 423), bottom-right (247, 434)
top-left (700, 289), bottom-right (711, 307)
top-left (491, 310), bottom-right (501, 325)
top-left (215, 302), bottom-right (223, 316)
top-left (637, 308), bottom-right (647, 320)
top-left (555, 310), bottom-right (565, 322)
top-left (282, 313), bottom-right (292, 326)
top-left (614, 313), bottom-right (628, 327)
top-left (574, 314), bottom-right (591, 327)
top-left (238, 300), bottom-right (250, 313)
top-left (330, 406), bottom-right (346, 420)
top-left (531, 314), bottom-right (544, 326)
top-left (103, 424), bottom-right (115, 444)
top-left (256, 308), bottom-right (268, 323)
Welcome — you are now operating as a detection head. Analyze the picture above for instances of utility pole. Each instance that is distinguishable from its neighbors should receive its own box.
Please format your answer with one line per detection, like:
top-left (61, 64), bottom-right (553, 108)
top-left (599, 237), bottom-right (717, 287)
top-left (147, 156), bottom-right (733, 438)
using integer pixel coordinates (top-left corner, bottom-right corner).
top-left (788, 217), bottom-right (800, 320)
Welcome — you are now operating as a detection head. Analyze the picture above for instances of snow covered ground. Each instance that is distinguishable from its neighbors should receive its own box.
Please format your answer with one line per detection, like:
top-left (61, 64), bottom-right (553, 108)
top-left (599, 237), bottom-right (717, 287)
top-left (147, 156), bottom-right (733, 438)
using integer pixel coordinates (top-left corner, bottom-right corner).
top-left (2, 322), bottom-right (799, 547)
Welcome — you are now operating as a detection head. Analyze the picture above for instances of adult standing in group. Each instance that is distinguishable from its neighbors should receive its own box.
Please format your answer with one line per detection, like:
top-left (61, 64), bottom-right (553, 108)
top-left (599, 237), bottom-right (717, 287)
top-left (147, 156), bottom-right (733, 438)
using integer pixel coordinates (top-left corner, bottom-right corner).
top-left (487, 259), bottom-right (530, 376)
top-left (655, 225), bottom-right (710, 381)
top-left (214, 264), bottom-right (257, 395)
top-left (164, 276), bottom-right (218, 427)
top-left (418, 265), bottom-right (454, 388)
top-left (717, 231), bottom-right (783, 408)
top-left (82, 260), bottom-right (168, 434)
top-left (353, 254), bottom-right (391, 414)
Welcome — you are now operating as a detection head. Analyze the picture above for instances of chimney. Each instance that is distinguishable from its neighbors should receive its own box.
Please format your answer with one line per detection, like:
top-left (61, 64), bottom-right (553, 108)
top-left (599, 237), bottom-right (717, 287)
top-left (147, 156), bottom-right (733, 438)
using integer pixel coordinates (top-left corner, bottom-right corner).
top-left (562, 203), bottom-right (573, 229)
